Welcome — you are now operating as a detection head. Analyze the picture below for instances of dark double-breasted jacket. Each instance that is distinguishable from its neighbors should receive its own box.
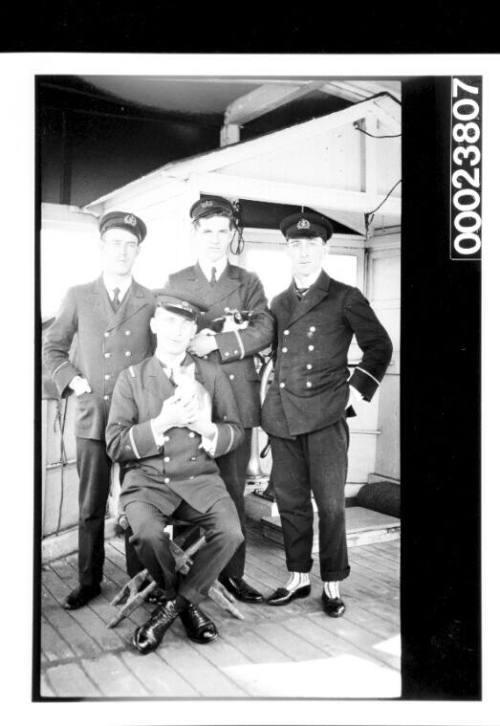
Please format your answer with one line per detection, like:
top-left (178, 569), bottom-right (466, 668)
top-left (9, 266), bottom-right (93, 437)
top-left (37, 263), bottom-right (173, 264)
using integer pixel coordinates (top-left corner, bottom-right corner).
top-left (165, 263), bottom-right (275, 428)
top-left (105, 354), bottom-right (244, 515)
top-left (261, 270), bottom-right (393, 439)
top-left (42, 277), bottom-right (156, 440)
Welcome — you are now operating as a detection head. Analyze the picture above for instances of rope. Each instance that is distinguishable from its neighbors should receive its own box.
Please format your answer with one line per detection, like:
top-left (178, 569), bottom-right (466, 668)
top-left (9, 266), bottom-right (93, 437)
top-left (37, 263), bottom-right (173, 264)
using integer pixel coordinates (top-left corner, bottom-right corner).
top-left (55, 397), bottom-right (68, 533)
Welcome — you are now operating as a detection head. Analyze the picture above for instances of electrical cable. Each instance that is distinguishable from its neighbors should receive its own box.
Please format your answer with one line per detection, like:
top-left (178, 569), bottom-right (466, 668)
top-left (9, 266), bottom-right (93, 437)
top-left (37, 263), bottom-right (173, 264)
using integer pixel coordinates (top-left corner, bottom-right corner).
top-left (364, 178), bottom-right (402, 240)
top-left (55, 397), bottom-right (68, 533)
top-left (354, 122), bottom-right (401, 139)
top-left (230, 200), bottom-right (245, 255)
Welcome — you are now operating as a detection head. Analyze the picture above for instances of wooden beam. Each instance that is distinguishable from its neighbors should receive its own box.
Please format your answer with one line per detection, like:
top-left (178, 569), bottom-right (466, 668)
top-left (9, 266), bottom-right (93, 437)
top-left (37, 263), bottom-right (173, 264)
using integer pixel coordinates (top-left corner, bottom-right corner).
top-left (220, 123), bottom-right (240, 147)
top-left (322, 81), bottom-right (402, 103)
top-left (224, 82), bottom-right (324, 126)
top-left (190, 172), bottom-right (401, 217)
top-left (314, 208), bottom-right (367, 236)
top-left (86, 95), bottom-right (400, 212)
top-left (372, 96), bottom-right (402, 133)
top-left (163, 95), bottom-right (396, 181)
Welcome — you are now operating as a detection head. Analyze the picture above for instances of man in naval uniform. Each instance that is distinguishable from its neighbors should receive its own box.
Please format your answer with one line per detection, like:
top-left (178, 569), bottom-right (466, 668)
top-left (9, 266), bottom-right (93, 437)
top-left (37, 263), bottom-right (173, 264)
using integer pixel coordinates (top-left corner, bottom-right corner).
top-left (262, 211), bottom-right (393, 617)
top-left (43, 211), bottom-right (156, 610)
top-left (106, 293), bottom-right (244, 654)
top-left (164, 196), bottom-right (274, 604)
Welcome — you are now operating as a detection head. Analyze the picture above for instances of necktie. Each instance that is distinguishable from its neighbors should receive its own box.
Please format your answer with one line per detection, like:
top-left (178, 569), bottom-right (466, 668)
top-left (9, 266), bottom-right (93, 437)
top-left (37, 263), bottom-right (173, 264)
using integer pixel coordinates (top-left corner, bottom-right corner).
top-left (295, 286), bottom-right (309, 300)
top-left (210, 267), bottom-right (217, 286)
top-left (111, 287), bottom-right (121, 311)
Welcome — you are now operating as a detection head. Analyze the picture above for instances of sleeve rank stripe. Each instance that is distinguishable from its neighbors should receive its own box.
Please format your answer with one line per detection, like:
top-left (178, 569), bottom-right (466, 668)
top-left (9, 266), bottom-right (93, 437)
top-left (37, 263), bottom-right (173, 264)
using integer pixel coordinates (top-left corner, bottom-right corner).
top-left (356, 366), bottom-right (380, 385)
top-left (234, 330), bottom-right (245, 360)
top-left (223, 424), bottom-right (235, 455)
top-left (52, 361), bottom-right (70, 376)
top-left (128, 427), bottom-right (140, 458)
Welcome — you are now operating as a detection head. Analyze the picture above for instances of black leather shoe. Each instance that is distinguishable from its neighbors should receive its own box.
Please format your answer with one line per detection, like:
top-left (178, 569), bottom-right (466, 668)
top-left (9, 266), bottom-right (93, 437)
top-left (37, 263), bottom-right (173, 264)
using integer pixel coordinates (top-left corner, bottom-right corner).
top-left (179, 604), bottom-right (218, 644)
top-left (321, 591), bottom-right (346, 618)
top-left (267, 584), bottom-right (311, 606)
top-left (219, 576), bottom-right (264, 603)
top-left (145, 587), bottom-right (168, 605)
top-left (132, 600), bottom-right (179, 654)
top-left (63, 585), bottom-right (101, 610)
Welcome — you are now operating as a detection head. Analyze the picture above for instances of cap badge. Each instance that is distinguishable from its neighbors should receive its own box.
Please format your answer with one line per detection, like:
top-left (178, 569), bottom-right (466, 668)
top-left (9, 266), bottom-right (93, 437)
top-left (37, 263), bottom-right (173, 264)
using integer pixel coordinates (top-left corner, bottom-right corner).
top-left (201, 200), bottom-right (213, 208)
top-left (124, 214), bottom-right (137, 226)
top-left (297, 218), bottom-right (311, 230)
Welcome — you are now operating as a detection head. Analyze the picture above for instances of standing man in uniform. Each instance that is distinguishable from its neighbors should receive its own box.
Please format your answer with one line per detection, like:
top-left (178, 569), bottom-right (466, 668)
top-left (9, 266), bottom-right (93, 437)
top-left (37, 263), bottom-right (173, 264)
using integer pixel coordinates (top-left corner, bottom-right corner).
top-left (106, 293), bottom-right (245, 653)
top-left (165, 196), bottom-right (274, 604)
top-left (262, 211), bottom-right (393, 617)
top-left (43, 211), bottom-right (156, 610)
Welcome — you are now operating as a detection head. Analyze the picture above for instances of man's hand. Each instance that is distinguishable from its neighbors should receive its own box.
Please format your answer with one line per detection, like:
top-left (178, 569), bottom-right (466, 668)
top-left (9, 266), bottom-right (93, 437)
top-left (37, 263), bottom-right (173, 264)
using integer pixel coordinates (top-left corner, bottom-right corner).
top-left (188, 329), bottom-right (219, 357)
top-left (69, 375), bottom-right (92, 396)
top-left (151, 395), bottom-right (199, 438)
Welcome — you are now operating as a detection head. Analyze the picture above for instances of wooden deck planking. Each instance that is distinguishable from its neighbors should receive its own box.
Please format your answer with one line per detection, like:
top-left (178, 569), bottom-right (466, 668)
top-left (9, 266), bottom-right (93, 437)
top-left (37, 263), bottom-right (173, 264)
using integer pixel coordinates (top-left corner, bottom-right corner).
top-left (120, 649), bottom-right (199, 697)
top-left (39, 523), bottom-right (400, 698)
top-left (44, 662), bottom-right (102, 697)
top-left (306, 611), bottom-right (400, 671)
top-left (42, 585), bottom-right (103, 659)
top-left (43, 567), bottom-right (124, 652)
top-left (80, 653), bottom-right (150, 697)
top-left (155, 638), bottom-right (250, 697)
top-left (41, 615), bottom-right (76, 662)
top-left (280, 613), bottom-right (397, 671)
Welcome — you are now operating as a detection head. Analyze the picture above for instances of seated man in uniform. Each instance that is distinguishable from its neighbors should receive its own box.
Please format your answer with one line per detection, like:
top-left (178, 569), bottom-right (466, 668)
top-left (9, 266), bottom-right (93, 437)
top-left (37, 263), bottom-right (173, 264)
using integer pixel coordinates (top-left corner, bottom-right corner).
top-left (106, 292), bottom-right (245, 654)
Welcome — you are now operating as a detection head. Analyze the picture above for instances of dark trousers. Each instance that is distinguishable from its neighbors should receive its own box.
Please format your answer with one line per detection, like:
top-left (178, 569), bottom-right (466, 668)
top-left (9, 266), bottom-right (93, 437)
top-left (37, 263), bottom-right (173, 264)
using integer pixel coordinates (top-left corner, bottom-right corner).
top-left (216, 428), bottom-right (252, 579)
top-left (269, 418), bottom-right (351, 582)
top-left (125, 497), bottom-right (244, 604)
top-left (76, 438), bottom-right (111, 588)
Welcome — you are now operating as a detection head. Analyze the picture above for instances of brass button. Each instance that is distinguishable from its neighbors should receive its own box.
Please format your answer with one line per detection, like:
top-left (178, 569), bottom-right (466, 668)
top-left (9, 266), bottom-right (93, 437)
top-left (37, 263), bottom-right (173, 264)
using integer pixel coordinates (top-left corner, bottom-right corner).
top-left (306, 363), bottom-right (312, 370)
top-left (164, 477), bottom-right (170, 484)
top-left (282, 347), bottom-right (288, 353)
top-left (104, 374), bottom-right (111, 381)
top-left (306, 381), bottom-right (312, 388)
top-left (104, 395), bottom-right (110, 401)
top-left (164, 435), bottom-right (170, 442)
top-left (164, 456), bottom-right (170, 462)
top-left (104, 332), bottom-right (110, 338)
top-left (279, 382), bottom-right (286, 389)
top-left (189, 476), bottom-right (194, 480)
top-left (308, 345), bottom-right (314, 351)
top-left (188, 432), bottom-right (195, 438)
top-left (190, 456), bottom-right (196, 461)
top-left (229, 374), bottom-right (235, 380)
top-left (125, 351), bottom-right (131, 357)
top-left (125, 330), bottom-right (131, 336)
top-left (234, 350), bottom-right (238, 354)
top-left (309, 326), bottom-right (316, 333)
top-left (283, 330), bottom-right (290, 336)
top-left (104, 352), bottom-right (111, 359)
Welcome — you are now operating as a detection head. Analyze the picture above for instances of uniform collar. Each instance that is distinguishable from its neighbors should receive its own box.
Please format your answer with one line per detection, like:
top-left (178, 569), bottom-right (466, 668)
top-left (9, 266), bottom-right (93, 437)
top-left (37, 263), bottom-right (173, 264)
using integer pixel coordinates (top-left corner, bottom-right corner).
top-left (102, 274), bottom-right (132, 301)
top-left (292, 268), bottom-right (323, 294)
top-left (198, 257), bottom-right (228, 283)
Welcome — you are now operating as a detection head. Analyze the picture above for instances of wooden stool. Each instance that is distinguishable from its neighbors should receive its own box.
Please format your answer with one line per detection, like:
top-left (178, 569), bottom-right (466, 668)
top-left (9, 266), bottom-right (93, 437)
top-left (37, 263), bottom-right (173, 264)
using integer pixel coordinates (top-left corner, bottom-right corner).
top-left (107, 520), bottom-right (244, 628)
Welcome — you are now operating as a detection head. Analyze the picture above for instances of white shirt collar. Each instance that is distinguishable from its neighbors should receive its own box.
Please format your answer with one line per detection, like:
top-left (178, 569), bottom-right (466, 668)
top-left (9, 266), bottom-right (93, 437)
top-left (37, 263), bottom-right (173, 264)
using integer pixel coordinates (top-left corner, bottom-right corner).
top-left (293, 268), bottom-right (323, 291)
top-left (198, 257), bottom-right (228, 284)
top-left (155, 352), bottom-right (189, 379)
top-left (103, 274), bottom-right (132, 302)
